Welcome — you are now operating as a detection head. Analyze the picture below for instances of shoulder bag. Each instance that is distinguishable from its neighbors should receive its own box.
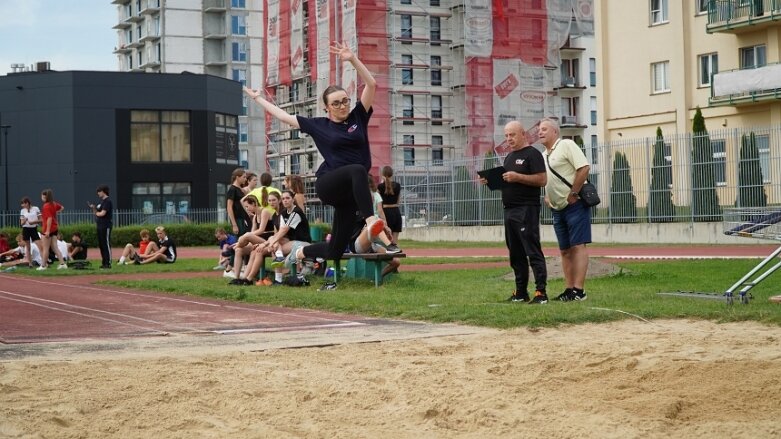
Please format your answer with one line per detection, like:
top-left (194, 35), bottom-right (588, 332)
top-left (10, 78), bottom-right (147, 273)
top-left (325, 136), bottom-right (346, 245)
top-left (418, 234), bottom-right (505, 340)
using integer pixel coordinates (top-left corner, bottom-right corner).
top-left (545, 154), bottom-right (600, 207)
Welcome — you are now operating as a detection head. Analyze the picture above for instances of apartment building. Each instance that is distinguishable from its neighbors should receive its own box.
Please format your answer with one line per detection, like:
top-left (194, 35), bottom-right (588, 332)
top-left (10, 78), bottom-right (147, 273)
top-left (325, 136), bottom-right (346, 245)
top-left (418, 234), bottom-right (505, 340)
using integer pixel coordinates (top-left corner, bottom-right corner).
top-left (112, 0), bottom-right (264, 170)
top-left (596, 0), bottom-right (781, 204)
top-left (262, 0), bottom-right (596, 195)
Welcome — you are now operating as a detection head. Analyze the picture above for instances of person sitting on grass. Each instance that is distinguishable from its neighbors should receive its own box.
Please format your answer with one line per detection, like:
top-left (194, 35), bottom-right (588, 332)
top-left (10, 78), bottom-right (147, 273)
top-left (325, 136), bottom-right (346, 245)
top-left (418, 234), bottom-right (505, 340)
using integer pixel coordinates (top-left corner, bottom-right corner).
top-left (214, 227), bottom-right (237, 272)
top-left (118, 229), bottom-right (154, 265)
top-left (0, 234), bottom-right (43, 270)
top-left (68, 232), bottom-right (88, 261)
top-left (0, 232), bottom-right (10, 254)
top-left (136, 226), bottom-right (177, 264)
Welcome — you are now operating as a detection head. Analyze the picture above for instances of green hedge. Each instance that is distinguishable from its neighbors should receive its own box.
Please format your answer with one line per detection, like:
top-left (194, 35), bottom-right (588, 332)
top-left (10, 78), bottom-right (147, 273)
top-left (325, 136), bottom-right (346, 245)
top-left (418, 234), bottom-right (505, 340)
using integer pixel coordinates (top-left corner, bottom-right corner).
top-left (1, 222), bottom-right (333, 247)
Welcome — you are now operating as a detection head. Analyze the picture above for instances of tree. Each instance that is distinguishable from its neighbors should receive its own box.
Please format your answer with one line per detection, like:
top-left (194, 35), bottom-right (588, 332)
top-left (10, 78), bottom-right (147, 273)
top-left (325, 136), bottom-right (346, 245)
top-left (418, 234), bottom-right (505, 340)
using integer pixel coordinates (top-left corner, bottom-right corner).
top-left (691, 107), bottom-right (721, 221)
top-left (737, 132), bottom-right (767, 208)
top-left (648, 127), bottom-right (675, 222)
top-left (609, 151), bottom-right (637, 223)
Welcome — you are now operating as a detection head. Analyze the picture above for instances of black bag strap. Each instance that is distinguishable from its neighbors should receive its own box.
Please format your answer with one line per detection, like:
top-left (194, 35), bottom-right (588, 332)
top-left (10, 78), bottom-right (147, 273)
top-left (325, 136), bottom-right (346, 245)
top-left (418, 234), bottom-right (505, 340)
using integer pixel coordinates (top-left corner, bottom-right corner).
top-left (545, 147), bottom-right (573, 189)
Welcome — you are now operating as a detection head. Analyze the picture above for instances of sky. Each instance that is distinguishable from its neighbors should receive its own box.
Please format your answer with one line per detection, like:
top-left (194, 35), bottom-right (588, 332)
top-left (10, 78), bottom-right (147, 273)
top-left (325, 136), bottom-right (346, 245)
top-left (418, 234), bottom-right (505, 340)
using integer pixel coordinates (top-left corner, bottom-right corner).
top-left (0, 0), bottom-right (118, 73)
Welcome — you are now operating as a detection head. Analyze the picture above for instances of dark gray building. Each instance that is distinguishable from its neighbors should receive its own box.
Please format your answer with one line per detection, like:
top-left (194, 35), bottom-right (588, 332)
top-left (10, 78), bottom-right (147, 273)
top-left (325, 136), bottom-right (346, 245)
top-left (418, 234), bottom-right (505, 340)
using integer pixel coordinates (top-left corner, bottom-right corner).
top-left (0, 70), bottom-right (241, 216)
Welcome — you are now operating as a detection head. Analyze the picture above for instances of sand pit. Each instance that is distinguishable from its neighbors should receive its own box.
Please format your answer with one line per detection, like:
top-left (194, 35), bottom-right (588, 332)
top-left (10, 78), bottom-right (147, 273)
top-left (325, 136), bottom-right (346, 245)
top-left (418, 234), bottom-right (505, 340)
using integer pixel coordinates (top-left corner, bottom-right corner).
top-left (2, 319), bottom-right (780, 438)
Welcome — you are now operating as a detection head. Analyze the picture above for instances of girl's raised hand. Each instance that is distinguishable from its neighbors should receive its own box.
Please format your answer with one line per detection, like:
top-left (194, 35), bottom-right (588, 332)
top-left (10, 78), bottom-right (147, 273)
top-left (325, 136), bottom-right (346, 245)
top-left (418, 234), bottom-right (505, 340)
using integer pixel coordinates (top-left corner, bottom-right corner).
top-left (329, 41), bottom-right (354, 62)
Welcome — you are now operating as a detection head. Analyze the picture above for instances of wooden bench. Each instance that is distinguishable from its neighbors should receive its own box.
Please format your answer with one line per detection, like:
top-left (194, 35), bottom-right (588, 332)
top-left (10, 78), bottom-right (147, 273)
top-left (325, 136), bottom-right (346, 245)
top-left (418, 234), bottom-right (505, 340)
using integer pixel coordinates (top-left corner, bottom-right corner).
top-left (331, 253), bottom-right (406, 287)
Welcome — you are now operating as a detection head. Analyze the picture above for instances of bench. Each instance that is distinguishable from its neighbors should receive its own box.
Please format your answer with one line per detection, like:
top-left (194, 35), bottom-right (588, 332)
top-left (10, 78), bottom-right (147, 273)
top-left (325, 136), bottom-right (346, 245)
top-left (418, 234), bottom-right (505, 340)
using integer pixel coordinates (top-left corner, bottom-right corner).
top-left (331, 253), bottom-right (406, 287)
top-left (257, 253), bottom-right (405, 287)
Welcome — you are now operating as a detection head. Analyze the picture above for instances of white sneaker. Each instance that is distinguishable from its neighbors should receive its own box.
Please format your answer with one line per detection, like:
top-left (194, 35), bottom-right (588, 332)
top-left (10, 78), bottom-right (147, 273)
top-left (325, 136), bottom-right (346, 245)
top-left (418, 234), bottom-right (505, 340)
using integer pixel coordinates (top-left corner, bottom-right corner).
top-left (57, 264), bottom-right (68, 270)
top-left (36, 266), bottom-right (47, 271)
top-left (223, 270), bottom-right (237, 279)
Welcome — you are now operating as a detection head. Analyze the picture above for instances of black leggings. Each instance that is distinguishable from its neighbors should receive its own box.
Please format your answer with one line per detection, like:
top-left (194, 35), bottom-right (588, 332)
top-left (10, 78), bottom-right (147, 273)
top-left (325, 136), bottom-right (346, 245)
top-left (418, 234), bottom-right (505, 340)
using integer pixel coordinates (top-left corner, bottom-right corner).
top-left (303, 164), bottom-right (374, 260)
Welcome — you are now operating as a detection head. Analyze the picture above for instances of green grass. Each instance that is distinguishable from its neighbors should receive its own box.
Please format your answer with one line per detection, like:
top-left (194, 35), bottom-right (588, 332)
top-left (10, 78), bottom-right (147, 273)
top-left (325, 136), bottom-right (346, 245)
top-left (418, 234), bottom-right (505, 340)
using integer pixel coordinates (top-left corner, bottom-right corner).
top-left (77, 258), bottom-right (781, 328)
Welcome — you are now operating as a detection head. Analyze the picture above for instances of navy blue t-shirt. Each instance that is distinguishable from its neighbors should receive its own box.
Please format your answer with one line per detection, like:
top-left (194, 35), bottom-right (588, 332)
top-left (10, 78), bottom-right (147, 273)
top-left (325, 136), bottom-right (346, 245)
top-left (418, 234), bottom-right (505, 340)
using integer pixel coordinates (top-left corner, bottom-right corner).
top-left (296, 101), bottom-right (373, 177)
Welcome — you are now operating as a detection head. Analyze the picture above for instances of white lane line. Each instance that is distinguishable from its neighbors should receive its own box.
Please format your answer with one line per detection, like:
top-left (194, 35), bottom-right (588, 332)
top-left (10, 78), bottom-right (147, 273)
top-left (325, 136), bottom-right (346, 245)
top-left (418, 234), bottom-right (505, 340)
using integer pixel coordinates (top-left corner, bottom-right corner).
top-left (0, 292), bottom-right (171, 335)
top-left (0, 277), bottom-right (365, 326)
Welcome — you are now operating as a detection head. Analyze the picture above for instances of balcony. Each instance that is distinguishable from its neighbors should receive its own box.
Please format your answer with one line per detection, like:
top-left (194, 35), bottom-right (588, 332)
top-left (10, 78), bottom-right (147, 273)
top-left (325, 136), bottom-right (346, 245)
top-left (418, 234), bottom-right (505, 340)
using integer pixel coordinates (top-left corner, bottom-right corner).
top-left (553, 76), bottom-right (586, 92)
top-left (204, 0), bottom-right (227, 13)
top-left (707, 0), bottom-right (781, 34)
top-left (113, 44), bottom-right (132, 54)
top-left (710, 62), bottom-right (781, 105)
top-left (560, 115), bottom-right (587, 128)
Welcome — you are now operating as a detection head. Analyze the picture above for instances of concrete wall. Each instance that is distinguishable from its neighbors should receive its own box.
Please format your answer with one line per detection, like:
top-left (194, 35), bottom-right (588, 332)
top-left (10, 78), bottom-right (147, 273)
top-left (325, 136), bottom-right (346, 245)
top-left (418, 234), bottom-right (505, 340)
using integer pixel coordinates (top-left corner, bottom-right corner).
top-left (401, 223), bottom-right (769, 245)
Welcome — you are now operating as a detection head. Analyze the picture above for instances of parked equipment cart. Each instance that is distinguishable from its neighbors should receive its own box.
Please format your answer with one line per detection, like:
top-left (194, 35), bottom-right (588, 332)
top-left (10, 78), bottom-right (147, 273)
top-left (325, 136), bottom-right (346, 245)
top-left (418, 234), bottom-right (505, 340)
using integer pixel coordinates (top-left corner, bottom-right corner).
top-left (721, 207), bottom-right (781, 304)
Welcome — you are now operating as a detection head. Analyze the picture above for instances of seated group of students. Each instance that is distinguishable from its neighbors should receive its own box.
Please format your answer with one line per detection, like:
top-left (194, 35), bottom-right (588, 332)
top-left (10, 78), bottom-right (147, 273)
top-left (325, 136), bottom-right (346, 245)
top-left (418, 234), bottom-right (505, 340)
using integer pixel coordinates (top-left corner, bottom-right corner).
top-left (117, 226), bottom-right (177, 265)
top-left (0, 231), bottom-right (88, 271)
top-left (222, 177), bottom-right (401, 287)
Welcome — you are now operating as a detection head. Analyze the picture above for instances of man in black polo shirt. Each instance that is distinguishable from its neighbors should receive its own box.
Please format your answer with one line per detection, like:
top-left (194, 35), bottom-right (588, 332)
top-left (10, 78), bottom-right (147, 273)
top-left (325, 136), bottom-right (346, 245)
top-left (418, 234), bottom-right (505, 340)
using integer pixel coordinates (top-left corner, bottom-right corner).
top-left (89, 185), bottom-right (113, 269)
top-left (481, 121), bottom-right (548, 304)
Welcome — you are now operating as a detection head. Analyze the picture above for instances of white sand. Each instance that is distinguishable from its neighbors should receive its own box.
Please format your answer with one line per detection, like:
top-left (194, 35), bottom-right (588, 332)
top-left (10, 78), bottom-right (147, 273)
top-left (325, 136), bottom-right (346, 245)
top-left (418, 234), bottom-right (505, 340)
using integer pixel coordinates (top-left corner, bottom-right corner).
top-left (2, 319), bottom-right (780, 438)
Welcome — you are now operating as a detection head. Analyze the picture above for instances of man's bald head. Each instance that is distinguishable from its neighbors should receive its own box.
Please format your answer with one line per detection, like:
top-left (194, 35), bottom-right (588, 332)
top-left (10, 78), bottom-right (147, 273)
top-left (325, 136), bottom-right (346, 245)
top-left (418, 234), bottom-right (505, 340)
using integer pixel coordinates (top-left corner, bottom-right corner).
top-left (504, 120), bottom-right (528, 150)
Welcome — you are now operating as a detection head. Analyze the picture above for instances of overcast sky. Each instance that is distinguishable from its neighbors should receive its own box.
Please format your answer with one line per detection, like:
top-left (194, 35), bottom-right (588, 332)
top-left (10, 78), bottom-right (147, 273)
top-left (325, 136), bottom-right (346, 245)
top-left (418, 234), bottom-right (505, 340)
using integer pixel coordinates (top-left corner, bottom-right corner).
top-left (0, 0), bottom-right (118, 73)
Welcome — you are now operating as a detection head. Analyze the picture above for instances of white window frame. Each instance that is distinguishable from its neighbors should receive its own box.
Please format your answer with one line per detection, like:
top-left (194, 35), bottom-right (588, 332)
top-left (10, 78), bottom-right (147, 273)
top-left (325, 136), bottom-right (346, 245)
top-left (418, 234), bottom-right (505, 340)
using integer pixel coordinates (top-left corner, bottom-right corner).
top-left (651, 61), bottom-right (670, 94)
top-left (712, 139), bottom-right (727, 186)
top-left (740, 45), bottom-right (766, 69)
top-left (650, 0), bottom-right (669, 25)
top-left (698, 53), bottom-right (718, 87)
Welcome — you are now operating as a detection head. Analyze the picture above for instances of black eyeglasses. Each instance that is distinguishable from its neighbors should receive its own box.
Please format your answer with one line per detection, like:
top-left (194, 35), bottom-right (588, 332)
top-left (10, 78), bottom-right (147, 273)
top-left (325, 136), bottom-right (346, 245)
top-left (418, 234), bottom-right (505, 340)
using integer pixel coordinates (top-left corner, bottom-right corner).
top-left (329, 97), bottom-right (351, 109)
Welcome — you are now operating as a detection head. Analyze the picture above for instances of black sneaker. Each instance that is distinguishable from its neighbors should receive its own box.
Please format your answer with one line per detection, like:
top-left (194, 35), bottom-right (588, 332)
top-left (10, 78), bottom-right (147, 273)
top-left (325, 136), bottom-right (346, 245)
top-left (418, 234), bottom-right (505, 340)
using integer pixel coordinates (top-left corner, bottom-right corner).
top-left (385, 244), bottom-right (402, 254)
top-left (556, 288), bottom-right (575, 302)
top-left (507, 291), bottom-right (530, 303)
top-left (228, 278), bottom-right (243, 285)
top-left (300, 258), bottom-right (316, 276)
top-left (528, 291), bottom-right (548, 305)
top-left (318, 282), bottom-right (337, 291)
top-left (99, 265), bottom-right (111, 269)
top-left (571, 290), bottom-right (587, 301)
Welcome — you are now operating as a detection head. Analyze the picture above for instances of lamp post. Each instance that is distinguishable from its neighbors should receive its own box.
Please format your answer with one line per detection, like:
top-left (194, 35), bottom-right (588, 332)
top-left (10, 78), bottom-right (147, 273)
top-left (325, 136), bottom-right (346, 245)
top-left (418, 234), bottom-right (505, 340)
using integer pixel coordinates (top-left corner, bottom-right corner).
top-left (0, 124), bottom-right (10, 213)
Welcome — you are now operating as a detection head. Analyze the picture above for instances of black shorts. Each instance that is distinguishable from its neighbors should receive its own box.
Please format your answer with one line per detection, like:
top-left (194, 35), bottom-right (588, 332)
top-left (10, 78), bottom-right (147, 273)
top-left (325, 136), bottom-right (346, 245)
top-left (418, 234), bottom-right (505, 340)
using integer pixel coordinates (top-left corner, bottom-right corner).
top-left (384, 207), bottom-right (403, 233)
top-left (22, 227), bottom-right (40, 242)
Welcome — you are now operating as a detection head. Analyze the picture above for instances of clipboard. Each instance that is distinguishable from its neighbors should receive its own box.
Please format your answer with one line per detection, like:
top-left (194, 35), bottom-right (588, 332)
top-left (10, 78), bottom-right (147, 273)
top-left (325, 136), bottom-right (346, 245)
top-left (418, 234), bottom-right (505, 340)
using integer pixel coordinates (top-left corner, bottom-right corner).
top-left (477, 166), bottom-right (506, 191)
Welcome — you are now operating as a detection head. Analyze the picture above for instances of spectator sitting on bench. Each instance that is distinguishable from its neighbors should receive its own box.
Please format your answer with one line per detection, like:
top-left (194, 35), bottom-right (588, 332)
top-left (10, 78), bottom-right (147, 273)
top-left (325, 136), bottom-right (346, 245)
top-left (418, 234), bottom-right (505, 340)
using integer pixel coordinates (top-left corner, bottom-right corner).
top-left (68, 231), bottom-right (88, 262)
top-left (0, 234), bottom-right (44, 270)
top-left (255, 189), bottom-right (312, 285)
top-left (118, 229), bottom-right (154, 265)
top-left (214, 227), bottom-right (237, 272)
top-left (229, 193), bottom-right (278, 284)
top-left (135, 226), bottom-right (177, 264)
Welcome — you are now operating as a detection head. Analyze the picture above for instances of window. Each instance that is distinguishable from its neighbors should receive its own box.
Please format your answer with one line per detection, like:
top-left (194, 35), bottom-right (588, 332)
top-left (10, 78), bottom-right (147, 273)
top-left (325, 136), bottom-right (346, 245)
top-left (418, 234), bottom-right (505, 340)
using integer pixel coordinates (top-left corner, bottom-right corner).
top-left (562, 96), bottom-right (579, 119)
top-left (590, 96), bottom-right (597, 126)
top-left (712, 139), bottom-right (726, 186)
top-left (430, 16), bottom-right (441, 43)
top-left (137, 23), bottom-right (144, 39)
top-left (125, 28), bottom-right (133, 44)
top-left (432, 135), bottom-right (443, 166)
top-left (232, 68), bottom-right (247, 86)
top-left (126, 54), bottom-right (133, 70)
top-left (401, 0), bottom-right (411, 3)
top-left (402, 134), bottom-right (415, 145)
top-left (215, 113), bottom-right (239, 164)
top-left (155, 43), bottom-right (161, 62)
top-left (651, 61), bottom-right (670, 93)
top-left (430, 0), bottom-right (440, 5)
top-left (431, 55), bottom-right (442, 86)
top-left (401, 15), bottom-right (412, 41)
top-left (232, 41), bottom-right (247, 62)
top-left (401, 54), bottom-right (413, 85)
top-left (132, 182), bottom-right (191, 213)
top-left (404, 148), bottom-right (415, 166)
top-left (697, 53), bottom-right (718, 87)
top-left (137, 50), bottom-right (144, 67)
top-left (431, 95), bottom-right (442, 125)
top-left (231, 0), bottom-right (246, 7)
top-left (150, 16), bottom-right (160, 37)
top-left (740, 45), bottom-right (766, 69)
top-left (239, 149), bottom-right (249, 168)
top-left (131, 111), bottom-right (191, 163)
top-left (231, 15), bottom-right (246, 35)
top-left (757, 135), bottom-right (771, 183)
top-left (697, 0), bottom-right (708, 14)
top-left (239, 121), bottom-right (248, 143)
top-left (403, 94), bottom-right (414, 125)
top-left (589, 58), bottom-right (596, 86)
top-left (650, 0), bottom-right (668, 24)
top-left (561, 58), bottom-right (579, 86)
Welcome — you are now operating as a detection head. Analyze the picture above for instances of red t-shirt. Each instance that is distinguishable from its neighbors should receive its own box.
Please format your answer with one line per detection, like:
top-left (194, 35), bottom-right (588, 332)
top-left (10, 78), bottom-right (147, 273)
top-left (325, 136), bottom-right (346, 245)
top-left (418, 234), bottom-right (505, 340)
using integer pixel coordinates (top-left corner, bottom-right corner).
top-left (41, 202), bottom-right (63, 234)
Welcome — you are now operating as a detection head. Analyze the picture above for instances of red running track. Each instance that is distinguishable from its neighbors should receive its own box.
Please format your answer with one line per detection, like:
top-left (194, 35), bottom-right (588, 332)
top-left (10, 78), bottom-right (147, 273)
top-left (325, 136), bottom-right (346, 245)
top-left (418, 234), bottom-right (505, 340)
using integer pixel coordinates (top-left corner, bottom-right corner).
top-left (0, 273), bottom-right (371, 344)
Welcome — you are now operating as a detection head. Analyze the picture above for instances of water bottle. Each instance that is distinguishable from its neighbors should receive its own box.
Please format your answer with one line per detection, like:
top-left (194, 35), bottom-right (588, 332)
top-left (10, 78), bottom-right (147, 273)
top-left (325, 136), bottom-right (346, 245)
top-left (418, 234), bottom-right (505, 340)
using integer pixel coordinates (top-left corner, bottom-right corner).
top-left (325, 267), bottom-right (335, 278)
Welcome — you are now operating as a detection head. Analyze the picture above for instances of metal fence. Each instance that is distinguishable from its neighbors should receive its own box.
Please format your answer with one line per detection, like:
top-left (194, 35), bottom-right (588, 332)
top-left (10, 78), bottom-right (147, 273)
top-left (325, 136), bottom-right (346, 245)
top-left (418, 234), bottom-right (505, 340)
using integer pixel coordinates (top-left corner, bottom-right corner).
top-left (3, 126), bottom-right (779, 230)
